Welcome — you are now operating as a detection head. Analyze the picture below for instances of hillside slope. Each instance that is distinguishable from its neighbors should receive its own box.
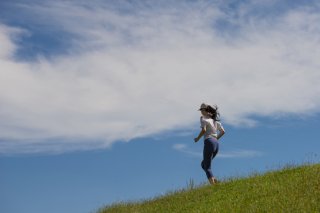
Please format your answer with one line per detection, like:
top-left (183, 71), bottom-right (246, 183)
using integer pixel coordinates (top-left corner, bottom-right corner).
top-left (98, 164), bottom-right (320, 213)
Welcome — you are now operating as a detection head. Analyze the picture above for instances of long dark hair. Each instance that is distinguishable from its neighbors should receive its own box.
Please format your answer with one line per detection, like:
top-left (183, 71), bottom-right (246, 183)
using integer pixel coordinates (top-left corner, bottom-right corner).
top-left (206, 105), bottom-right (220, 121)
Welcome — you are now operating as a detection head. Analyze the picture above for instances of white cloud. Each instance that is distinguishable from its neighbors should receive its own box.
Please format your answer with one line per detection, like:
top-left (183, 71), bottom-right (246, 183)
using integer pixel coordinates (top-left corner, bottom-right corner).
top-left (0, 24), bottom-right (24, 59)
top-left (219, 150), bottom-right (263, 158)
top-left (173, 143), bottom-right (202, 158)
top-left (172, 143), bottom-right (263, 158)
top-left (0, 1), bottom-right (320, 154)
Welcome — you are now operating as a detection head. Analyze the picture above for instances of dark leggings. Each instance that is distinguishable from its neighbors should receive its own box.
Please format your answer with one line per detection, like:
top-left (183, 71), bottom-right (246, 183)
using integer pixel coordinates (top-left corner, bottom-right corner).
top-left (201, 137), bottom-right (219, 179)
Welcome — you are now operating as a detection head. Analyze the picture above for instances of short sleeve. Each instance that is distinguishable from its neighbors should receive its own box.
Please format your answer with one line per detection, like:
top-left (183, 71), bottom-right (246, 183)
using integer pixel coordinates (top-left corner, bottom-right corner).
top-left (200, 116), bottom-right (206, 128)
top-left (216, 122), bottom-right (224, 132)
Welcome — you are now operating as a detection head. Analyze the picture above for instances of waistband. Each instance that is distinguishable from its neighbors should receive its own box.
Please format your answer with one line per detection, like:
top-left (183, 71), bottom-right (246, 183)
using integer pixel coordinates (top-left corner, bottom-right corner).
top-left (204, 137), bottom-right (218, 143)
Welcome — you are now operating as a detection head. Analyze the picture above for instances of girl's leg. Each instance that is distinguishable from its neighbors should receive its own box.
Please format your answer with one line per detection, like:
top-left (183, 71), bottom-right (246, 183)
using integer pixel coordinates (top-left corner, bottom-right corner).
top-left (211, 139), bottom-right (219, 159)
top-left (210, 139), bottom-right (219, 184)
top-left (202, 138), bottom-right (219, 185)
top-left (201, 140), bottom-right (214, 180)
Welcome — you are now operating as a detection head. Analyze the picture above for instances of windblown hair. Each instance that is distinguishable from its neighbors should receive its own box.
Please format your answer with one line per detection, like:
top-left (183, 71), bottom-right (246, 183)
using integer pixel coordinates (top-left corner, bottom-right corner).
top-left (206, 105), bottom-right (220, 121)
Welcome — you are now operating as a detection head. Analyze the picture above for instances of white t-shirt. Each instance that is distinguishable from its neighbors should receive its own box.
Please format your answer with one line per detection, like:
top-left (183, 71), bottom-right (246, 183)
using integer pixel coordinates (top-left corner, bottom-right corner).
top-left (200, 116), bottom-right (224, 140)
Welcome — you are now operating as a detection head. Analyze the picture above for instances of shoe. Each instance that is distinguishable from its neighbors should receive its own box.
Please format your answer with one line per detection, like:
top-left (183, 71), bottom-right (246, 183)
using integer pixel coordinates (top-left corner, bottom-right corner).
top-left (213, 178), bottom-right (219, 184)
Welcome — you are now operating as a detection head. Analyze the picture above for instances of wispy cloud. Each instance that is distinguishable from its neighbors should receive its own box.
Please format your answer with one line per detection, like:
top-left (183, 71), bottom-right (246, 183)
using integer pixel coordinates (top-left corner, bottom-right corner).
top-left (173, 143), bottom-right (263, 159)
top-left (173, 144), bottom-right (202, 158)
top-left (1, 1), bottom-right (320, 154)
top-left (219, 150), bottom-right (263, 158)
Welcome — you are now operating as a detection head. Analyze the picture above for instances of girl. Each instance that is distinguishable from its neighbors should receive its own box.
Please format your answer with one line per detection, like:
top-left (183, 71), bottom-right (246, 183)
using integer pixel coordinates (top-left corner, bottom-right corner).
top-left (194, 103), bottom-right (225, 185)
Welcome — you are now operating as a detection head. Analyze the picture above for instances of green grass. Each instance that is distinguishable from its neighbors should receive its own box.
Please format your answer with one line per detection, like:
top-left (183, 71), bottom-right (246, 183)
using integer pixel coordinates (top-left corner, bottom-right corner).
top-left (98, 164), bottom-right (320, 213)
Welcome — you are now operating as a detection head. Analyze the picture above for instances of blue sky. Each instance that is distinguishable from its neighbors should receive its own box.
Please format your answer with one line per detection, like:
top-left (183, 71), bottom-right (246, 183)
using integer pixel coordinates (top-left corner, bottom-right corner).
top-left (1, 0), bottom-right (320, 213)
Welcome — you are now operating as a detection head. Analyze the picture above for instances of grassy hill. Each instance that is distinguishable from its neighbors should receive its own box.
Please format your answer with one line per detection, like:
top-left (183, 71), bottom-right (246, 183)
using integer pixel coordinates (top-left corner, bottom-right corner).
top-left (98, 164), bottom-right (320, 213)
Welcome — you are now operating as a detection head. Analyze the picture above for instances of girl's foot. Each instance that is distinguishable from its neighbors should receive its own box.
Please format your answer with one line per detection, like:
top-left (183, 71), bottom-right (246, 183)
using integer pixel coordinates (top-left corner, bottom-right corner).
top-left (209, 177), bottom-right (218, 185)
top-left (213, 177), bottom-right (219, 184)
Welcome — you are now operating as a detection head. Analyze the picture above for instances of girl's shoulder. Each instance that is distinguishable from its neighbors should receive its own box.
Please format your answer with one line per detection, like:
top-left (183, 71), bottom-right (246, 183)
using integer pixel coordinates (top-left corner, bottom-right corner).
top-left (200, 116), bottom-right (212, 122)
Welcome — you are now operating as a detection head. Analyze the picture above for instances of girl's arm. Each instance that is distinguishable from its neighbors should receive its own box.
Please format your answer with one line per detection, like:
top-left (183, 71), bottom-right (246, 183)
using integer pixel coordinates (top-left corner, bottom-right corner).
top-left (217, 129), bottom-right (225, 140)
top-left (194, 127), bottom-right (206, 143)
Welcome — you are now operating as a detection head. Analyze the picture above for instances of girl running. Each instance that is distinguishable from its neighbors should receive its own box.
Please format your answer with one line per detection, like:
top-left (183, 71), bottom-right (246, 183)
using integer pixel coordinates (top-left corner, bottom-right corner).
top-left (194, 103), bottom-right (225, 185)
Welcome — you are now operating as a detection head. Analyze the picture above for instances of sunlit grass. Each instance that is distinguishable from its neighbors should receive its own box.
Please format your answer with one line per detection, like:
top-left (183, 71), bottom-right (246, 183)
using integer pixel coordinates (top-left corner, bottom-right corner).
top-left (98, 163), bottom-right (320, 213)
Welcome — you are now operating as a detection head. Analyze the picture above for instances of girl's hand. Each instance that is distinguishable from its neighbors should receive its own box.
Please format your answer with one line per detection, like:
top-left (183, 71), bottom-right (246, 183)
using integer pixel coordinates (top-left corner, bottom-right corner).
top-left (194, 137), bottom-right (199, 143)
